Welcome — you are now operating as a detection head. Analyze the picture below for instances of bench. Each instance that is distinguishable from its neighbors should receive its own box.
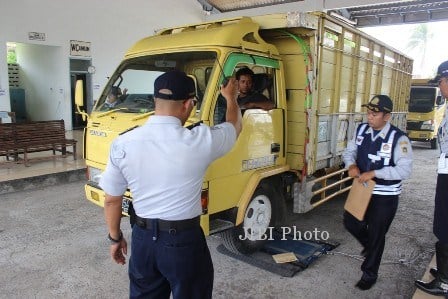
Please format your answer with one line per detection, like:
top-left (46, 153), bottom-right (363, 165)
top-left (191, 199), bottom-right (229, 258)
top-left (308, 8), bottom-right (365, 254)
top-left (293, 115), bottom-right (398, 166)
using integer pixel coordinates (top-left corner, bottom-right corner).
top-left (0, 120), bottom-right (77, 166)
top-left (0, 122), bottom-right (17, 161)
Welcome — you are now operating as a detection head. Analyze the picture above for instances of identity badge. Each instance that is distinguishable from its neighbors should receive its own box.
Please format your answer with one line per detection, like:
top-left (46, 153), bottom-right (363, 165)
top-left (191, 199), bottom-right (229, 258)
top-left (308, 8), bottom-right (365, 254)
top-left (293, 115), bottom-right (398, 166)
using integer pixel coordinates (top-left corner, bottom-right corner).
top-left (378, 142), bottom-right (392, 158)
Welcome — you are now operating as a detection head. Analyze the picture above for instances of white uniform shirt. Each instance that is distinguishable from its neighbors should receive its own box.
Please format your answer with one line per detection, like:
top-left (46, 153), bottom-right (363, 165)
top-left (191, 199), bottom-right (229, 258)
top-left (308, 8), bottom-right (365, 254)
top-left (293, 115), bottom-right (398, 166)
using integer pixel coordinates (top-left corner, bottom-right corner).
top-left (99, 115), bottom-right (236, 220)
top-left (437, 106), bottom-right (448, 173)
top-left (439, 105), bottom-right (448, 154)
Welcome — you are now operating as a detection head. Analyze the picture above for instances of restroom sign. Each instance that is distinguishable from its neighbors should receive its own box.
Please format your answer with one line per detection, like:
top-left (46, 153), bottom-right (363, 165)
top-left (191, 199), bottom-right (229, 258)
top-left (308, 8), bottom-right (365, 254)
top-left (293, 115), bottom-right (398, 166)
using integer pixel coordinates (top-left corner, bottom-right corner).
top-left (28, 32), bottom-right (46, 41)
top-left (70, 40), bottom-right (91, 57)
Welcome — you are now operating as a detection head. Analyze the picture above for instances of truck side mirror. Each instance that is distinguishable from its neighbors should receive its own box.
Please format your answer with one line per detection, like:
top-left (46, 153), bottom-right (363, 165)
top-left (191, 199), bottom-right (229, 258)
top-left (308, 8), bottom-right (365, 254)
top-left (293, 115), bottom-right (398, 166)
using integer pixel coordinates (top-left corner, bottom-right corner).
top-left (75, 80), bottom-right (84, 107)
top-left (75, 79), bottom-right (88, 121)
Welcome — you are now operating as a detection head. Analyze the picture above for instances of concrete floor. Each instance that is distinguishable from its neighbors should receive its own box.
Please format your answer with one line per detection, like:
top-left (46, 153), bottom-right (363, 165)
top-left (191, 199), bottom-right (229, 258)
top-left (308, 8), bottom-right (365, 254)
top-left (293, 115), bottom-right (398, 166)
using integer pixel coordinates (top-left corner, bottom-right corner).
top-left (0, 137), bottom-right (441, 298)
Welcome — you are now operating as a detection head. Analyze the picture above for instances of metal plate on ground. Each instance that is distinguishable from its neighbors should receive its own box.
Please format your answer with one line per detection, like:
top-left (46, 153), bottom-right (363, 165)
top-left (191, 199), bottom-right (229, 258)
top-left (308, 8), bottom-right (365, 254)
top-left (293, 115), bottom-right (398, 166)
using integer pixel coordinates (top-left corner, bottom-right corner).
top-left (217, 232), bottom-right (339, 277)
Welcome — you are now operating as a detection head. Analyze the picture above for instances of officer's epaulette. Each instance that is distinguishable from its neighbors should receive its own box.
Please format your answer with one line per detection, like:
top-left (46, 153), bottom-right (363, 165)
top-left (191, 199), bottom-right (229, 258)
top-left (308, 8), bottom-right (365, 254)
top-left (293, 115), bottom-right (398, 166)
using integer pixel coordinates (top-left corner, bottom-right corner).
top-left (119, 125), bottom-right (139, 135)
top-left (186, 121), bottom-right (203, 130)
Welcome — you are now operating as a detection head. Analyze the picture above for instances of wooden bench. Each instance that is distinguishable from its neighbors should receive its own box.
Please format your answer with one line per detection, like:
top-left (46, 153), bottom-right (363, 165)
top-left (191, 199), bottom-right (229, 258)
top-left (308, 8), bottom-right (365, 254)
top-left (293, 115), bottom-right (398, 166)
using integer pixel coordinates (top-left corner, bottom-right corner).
top-left (0, 122), bottom-right (17, 161)
top-left (0, 120), bottom-right (77, 166)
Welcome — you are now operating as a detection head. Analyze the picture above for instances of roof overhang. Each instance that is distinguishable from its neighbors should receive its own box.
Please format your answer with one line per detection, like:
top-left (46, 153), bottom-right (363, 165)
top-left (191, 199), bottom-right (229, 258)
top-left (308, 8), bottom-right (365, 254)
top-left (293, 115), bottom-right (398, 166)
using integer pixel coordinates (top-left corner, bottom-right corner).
top-left (197, 0), bottom-right (448, 26)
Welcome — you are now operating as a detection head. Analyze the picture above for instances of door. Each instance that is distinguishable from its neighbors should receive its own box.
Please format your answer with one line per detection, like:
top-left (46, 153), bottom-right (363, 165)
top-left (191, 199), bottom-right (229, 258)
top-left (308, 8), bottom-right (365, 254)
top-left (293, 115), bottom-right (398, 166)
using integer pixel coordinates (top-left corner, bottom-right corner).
top-left (207, 53), bottom-right (283, 214)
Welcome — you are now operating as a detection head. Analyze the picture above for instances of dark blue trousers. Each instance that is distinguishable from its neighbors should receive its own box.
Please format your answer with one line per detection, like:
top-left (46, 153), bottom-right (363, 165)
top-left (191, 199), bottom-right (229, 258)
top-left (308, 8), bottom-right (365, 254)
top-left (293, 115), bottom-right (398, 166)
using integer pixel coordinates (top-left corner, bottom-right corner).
top-left (343, 194), bottom-right (399, 282)
top-left (434, 174), bottom-right (448, 245)
top-left (129, 225), bottom-right (214, 299)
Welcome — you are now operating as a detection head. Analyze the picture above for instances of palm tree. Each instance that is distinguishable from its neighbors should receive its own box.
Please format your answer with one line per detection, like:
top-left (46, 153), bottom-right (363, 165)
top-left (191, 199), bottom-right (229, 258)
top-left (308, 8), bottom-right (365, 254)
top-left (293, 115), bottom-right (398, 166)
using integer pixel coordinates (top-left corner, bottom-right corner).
top-left (407, 24), bottom-right (433, 77)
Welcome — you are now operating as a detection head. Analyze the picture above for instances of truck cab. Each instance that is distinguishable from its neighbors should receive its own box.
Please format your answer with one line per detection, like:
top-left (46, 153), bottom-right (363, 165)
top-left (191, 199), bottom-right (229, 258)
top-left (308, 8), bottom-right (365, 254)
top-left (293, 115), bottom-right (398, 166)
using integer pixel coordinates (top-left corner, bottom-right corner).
top-left (407, 79), bottom-right (446, 149)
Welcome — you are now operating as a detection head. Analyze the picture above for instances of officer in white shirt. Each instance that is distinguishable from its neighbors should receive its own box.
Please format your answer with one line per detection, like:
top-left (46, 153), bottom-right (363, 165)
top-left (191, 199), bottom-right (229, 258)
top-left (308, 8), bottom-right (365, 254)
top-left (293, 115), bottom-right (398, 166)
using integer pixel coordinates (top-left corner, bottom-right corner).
top-left (99, 70), bottom-right (242, 299)
top-left (342, 95), bottom-right (413, 290)
top-left (415, 60), bottom-right (448, 296)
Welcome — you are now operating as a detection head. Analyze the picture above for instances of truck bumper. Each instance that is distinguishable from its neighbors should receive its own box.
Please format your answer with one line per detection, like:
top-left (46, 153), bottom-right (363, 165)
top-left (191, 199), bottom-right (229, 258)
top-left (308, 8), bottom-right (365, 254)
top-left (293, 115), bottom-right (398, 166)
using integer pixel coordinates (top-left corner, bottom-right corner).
top-left (85, 183), bottom-right (106, 208)
top-left (407, 130), bottom-right (436, 141)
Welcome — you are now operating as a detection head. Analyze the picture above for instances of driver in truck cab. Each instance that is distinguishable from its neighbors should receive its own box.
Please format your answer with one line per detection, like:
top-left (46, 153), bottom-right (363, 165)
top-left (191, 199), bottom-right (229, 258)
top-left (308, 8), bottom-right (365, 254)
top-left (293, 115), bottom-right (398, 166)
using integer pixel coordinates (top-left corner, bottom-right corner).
top-left (99, 70), bottom-right (242, 299)
top-left (235, 66), bottom-right (275, 110)
top-left (100, 86), bottom-right (127, 110)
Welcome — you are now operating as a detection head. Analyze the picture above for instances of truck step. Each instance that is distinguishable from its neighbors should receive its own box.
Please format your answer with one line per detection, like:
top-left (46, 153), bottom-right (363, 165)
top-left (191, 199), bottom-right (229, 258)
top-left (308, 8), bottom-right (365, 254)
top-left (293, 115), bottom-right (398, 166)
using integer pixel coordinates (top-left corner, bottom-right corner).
top-left (209, 219), bottom-right (234, 234)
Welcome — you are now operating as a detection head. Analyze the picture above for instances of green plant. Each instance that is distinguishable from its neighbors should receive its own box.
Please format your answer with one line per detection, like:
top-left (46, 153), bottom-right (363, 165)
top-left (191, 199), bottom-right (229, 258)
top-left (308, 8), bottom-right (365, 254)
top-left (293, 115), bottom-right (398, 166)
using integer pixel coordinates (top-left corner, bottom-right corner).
top-left (7, 51), bottom-right (17, 64)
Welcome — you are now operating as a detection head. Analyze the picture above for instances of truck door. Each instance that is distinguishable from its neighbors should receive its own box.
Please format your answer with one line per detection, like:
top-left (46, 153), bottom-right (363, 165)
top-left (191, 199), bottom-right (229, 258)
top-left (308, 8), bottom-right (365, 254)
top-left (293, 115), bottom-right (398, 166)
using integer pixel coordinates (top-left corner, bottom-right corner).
top-left (205, 53), bottom-right (284, 216)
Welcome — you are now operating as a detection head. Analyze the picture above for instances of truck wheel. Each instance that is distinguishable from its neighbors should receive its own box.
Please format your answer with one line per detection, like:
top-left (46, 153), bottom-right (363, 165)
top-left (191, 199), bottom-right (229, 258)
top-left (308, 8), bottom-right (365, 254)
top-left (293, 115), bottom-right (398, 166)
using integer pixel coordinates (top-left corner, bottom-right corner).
top-left (430, 138), bottom-right (438, 149)
top-left (220, 183), bottom-right (277, 254)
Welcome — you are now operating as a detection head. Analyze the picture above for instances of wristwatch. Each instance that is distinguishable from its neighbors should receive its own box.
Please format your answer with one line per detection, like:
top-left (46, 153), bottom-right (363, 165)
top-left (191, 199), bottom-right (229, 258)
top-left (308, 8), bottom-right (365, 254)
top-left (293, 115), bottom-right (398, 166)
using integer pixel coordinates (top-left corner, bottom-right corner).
top-left (107, 231), bottom-right (123, 244)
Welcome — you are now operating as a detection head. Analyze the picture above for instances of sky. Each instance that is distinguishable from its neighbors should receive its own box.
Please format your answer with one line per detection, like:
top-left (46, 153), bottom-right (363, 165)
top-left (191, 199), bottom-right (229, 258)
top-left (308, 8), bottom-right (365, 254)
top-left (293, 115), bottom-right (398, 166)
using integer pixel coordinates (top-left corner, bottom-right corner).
top-left (361, 20), bottom-right (448, 79)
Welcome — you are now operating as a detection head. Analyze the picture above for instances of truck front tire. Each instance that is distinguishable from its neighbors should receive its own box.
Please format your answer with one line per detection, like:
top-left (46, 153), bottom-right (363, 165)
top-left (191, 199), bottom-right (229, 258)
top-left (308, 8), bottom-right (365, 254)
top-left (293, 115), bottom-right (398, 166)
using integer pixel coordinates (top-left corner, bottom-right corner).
top-left (430, 138), bottom-right (438, 149)
top-left (220, 182), bottom-right (283, 254)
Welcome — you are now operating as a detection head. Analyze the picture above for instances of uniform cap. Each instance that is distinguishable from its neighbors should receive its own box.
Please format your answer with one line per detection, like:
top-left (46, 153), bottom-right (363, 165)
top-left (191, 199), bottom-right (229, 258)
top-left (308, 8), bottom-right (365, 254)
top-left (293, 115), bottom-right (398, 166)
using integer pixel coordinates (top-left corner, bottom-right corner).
top-left (429, 60), bottom-right (448, 84)
top-left (362, 95), bottom-right (393, 113)
top-left (154, 70), bottom-right (195, 100)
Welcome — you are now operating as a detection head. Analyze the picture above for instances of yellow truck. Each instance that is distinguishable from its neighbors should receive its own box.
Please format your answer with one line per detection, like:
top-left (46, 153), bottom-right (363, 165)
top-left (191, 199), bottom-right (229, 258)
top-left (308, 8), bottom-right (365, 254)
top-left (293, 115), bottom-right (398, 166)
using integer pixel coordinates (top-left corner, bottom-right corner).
top-left (75, 11), bottom-right (412, 253)
top-left (406, 79), bottom-right (446, 149)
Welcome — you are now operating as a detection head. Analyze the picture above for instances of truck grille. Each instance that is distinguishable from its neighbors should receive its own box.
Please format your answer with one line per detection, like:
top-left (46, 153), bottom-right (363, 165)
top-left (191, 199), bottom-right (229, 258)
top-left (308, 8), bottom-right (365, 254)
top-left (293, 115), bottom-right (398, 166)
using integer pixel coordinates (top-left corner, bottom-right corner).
top-left (406, 121), bottom-right (421, 131)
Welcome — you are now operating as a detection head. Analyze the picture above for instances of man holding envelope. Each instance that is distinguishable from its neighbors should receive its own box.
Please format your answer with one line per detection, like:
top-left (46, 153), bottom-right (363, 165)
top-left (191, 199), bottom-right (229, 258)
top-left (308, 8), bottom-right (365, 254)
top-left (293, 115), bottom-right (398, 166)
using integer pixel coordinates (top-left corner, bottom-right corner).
top-left (342, 95), bottom-right (413, 290)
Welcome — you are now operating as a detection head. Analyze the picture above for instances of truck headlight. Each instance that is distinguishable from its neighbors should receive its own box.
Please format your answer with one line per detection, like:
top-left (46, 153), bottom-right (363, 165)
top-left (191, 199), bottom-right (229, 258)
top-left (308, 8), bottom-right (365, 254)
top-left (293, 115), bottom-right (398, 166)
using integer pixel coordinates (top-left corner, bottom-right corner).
top-left (420, 120), bottom-right (434, 130)
top-left (88, 166), bottom-right (103, 184)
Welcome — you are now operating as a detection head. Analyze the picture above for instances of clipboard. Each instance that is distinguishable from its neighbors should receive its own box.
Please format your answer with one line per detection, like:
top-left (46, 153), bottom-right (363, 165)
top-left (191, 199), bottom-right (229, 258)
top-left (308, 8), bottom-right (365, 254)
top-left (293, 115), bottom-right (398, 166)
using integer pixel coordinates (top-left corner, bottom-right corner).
top-left (344, 179), bottom-right (376, 221)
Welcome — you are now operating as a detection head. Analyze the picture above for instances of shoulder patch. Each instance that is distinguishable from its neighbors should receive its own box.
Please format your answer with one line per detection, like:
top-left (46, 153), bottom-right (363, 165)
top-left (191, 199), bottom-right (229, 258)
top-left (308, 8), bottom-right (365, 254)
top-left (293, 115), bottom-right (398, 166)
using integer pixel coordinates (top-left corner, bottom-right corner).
top-left (119, 125), bottom-right (139, 135)
top-left (400, 144), bottom-right (408, 154)
top-left (112, 149), bottom-right (125, 159)
top-left (111, 142), bottom-right (126, 159)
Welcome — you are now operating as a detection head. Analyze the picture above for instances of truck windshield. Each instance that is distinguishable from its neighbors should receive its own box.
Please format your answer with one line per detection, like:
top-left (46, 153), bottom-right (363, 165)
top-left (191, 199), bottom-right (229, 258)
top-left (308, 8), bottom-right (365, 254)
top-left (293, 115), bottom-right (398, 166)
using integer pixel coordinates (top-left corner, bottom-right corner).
top-left (93, 51), bottom-right (218, 113)
top-left (409, 87), bottom-right (436, 113)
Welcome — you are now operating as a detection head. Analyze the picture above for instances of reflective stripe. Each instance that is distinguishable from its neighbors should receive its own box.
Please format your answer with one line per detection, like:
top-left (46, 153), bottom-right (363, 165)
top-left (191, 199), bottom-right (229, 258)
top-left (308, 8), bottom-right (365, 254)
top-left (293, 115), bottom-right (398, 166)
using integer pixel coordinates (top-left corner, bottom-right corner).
top-left (373, 182), bottom-right (402, 195)
top-left (357, 123), bottom-right (368, 138)
top-left (384, 130), bottom-right (397, 166)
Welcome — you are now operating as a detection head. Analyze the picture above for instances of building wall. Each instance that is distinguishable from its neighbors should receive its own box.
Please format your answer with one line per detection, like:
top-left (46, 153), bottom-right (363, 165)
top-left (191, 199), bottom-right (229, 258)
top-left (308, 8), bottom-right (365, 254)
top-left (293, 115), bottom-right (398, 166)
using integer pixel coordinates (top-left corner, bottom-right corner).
top-left (16, 43), bottom-right (67, 121)
top-left (0, 0), bottom-right (204, 128)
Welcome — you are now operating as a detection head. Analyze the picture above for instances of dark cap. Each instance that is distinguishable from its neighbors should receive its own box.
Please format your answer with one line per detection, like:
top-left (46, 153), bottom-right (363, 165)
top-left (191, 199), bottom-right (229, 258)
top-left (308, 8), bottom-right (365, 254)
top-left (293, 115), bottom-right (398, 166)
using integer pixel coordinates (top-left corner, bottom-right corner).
top-left (154, 70), bottom-right (195, 100)
top-left (362, 95), bottom-right (393, 113)
top-left (429, 60), bottom-right (448, 84)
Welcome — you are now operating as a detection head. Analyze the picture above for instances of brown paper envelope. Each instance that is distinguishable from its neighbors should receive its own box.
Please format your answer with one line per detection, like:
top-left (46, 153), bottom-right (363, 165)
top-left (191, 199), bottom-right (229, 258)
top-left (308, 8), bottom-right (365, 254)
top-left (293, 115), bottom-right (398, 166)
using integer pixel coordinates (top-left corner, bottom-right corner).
top-left (344, 179), bottom-right (375, 221)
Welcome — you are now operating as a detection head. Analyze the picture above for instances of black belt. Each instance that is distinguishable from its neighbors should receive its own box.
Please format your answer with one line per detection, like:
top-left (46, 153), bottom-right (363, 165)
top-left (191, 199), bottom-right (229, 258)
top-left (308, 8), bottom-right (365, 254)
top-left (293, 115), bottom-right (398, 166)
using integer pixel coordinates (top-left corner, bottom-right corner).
top-left (134, 215), bottom-right (200, 232)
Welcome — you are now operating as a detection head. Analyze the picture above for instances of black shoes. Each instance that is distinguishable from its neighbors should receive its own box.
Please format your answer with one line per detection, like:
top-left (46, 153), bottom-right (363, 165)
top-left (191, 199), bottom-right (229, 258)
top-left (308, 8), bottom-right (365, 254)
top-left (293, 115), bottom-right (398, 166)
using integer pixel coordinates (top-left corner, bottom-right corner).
top-left (430, 267), bottom-right (439, 277)
top-left (355, 278), bottom-right (377, 290)
top-left (415, 242), bottom-right (448, 296)
top-left (414, 278), bottom-right (448, 296)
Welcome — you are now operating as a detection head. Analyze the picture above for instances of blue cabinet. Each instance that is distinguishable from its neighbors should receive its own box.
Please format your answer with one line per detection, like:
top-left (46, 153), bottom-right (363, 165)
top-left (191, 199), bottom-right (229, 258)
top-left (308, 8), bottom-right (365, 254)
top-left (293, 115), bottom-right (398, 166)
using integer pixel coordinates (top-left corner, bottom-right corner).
top-left (9, 88), bottom-right (27, 122)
